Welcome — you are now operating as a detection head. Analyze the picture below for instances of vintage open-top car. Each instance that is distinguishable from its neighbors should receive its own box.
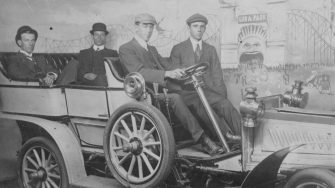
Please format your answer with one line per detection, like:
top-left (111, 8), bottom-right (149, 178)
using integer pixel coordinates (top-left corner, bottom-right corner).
top-left (1, 52), bottom-right (335, 188)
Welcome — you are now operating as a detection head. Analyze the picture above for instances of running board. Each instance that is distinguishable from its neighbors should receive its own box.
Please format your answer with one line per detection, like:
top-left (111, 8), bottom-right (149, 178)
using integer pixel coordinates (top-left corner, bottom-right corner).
top-left (71, 175), bottom-right (123, 188)
top-left (177, 144), bottom-right (241, 162)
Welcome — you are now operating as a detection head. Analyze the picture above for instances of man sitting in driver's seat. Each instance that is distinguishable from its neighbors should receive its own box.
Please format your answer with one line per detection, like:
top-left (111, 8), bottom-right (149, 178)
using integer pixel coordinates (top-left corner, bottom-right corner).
top-left (7, 25), bottom-right (78, 86)
top-left (170, 13), bottom-right (242, 142)
top-left (119, 13), bottom-right (227, 156)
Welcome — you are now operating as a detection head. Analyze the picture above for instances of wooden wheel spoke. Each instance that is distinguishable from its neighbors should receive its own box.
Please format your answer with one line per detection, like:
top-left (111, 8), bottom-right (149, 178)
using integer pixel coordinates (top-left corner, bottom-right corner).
top-left (112, 146), bottom-right (123, 151)
top-left (121, 119), bottom-right (133, 137)
top-left (41, 148), bottom-right (46, 167)
top-left (127, 155), bottom-right (136, 176)
top-left (45, 181), bottom-right (51, 188)
top-left (46, 153), bottom-right (52, 167)
top-left (131, 113), bottom-right (138, 136)
top-left (140, 153), bottom-right (154, 173)
top-left (144, 141), bottom-right (161, 147)
top-left (137, 155), bottom-right (143, 179)
top-left (47, 164), bottom-right (58, 172)
top-left (139, 117), bottom-right (146, 132)
top-left (114, 132), bottom-right (129, 142)
top-left (48, 172), bottom-right (60, 180)
top-left (47, 177), bottom-right (59, 188)
top-left (143, 148), bottom-right (160, 161)
top-left (118, 152), bottom-right (131, 165)
top-left (33, 149), bottom-right (42, 166)
top-left (143, 127), bottom-right (156, 140)
top-left (24, 167), bottom-right (36, 173)
top-left (27, 156), bottom-right (39, 169)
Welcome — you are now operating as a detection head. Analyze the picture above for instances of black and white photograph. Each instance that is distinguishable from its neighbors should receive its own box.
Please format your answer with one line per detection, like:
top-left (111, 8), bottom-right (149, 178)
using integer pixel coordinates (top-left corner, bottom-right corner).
top-left (0, 0), bottom-right (335, 187)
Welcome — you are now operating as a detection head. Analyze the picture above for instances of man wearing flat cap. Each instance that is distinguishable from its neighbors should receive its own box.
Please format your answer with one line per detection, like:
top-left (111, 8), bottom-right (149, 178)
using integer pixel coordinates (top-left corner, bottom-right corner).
top-left (170, 13), bottom-right (242, 142)
top-left (7, 25), bottom-right (77, 86)
top-left (119, 13), bottom-right (225, 156)
top-left (78, 22), bottom-right (118, 86)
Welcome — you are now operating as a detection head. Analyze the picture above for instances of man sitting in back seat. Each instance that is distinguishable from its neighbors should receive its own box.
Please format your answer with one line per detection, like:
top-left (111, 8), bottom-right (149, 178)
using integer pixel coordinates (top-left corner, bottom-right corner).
top-left (77, 22), bottom-right (119, 86)
top-left (7, 25), bottom-right (77, 86)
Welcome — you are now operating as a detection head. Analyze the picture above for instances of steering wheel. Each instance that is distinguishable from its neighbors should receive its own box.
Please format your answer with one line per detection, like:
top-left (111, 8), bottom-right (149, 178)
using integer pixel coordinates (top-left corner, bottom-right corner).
top-left (180, 63), bottom-right (208, 80)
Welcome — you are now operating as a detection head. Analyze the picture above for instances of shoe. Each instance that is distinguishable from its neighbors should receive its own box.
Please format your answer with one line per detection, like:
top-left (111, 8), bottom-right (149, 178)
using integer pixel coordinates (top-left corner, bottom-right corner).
top-left (199, 134), bottom-right (225, 156)
top-left (226, 132), bottom-right (241, 142)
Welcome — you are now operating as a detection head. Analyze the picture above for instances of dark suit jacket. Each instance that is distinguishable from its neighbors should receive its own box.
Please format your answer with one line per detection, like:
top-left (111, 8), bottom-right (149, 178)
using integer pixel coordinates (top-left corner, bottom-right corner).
top-left (78, 46), bottom-right (118, 86)
top-left (7, 52), bottom-right (58, 82)
top-left (170, 39), bottom-right (227, 101)
top-left (119, 38), bottom-right (174, 88)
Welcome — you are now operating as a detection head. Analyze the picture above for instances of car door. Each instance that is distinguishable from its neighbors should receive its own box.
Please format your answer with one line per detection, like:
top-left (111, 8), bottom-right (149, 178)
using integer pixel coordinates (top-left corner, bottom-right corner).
top-left (65, 86), bottom-right (109, 119)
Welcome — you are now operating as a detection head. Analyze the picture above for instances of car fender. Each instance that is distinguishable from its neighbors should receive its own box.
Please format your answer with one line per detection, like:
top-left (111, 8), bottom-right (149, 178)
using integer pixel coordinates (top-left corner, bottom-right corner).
top-left (0, 112), bottom-right (86, 184)
top-left (241, 144), bottom-right (304, 188)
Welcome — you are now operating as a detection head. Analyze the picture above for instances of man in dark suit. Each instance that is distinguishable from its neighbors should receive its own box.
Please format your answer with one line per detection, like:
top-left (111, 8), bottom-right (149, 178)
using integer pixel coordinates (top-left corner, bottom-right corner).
top-left (170, 13), bottom-right (241, 141)
top-left (8, 26), bottom-right (58, 85)
top-left (119, 13), bottom-right (224, 156)
top-left (8, 26), bottom-right (78, 86)
top-left (77, 23), bottom-right (118, 86)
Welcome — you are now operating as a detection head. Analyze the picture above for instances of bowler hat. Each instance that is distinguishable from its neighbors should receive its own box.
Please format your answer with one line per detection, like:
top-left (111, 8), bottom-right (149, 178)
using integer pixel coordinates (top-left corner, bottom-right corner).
top-left (135, 13), bottom-right (157, 25)
top-left (90, 23), bottom-right (109, 35)
top-left (186, 13), bottom-right (208, 25)
top-left (15, 25), bottom-right (38, 46)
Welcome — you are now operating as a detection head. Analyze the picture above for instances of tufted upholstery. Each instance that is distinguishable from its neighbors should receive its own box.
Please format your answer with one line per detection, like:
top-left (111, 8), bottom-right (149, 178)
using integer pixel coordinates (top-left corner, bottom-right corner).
top-left (0, 52), bottom-right (129, 84)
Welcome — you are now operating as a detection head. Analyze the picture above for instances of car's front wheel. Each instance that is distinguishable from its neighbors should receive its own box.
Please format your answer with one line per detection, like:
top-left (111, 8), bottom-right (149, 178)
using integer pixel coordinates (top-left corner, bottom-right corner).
top-left (18, 137), bottom-right (69, 188)
top-left (104, 102), bottom-right (175, 188)
top-left (285, 168), bottom-right (335, 188)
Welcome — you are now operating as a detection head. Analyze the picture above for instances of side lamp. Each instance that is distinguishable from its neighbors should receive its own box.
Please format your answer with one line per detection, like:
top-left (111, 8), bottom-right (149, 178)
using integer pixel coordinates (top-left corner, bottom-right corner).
top-left (283, 80), bottom-right (308, 108)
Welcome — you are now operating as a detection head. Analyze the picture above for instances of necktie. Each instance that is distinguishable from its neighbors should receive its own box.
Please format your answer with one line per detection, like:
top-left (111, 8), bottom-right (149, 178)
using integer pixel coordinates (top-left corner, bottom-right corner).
top-left (195, 44), bottom-right (201, 61)
top-left (26, 55), bottom-right (33, 61)
top-left (96, 47), bottom-right (100, 52)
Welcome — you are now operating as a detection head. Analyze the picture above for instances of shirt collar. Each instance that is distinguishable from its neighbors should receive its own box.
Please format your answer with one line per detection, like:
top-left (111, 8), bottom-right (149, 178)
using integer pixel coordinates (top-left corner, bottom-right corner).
top-left (189, 37), bottom-right (203, 52)
top-left (135, 35), bottom-right (148, 51)
top-left (93, 45), bottom-right (105, 51)
top-left (19, 49), bottom-right (33, 58)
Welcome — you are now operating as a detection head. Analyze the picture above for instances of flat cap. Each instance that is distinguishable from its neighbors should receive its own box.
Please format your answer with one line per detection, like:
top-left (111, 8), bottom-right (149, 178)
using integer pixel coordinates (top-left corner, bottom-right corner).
top-left (186, 13), bottom-right (208, 25)
top-left (135, 13), bottom-right (157, 25)
top-left (90, 22), bottom-right (109, 35)
top-left (15, 25), bottom-right (38, 46)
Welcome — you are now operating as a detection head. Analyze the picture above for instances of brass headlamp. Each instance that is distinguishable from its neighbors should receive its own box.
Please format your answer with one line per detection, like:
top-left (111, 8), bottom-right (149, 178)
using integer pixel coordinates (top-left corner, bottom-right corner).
top-left (240, 87), bottom-right (265, 128)
top-left (123, 72), bottom-right (146, 100)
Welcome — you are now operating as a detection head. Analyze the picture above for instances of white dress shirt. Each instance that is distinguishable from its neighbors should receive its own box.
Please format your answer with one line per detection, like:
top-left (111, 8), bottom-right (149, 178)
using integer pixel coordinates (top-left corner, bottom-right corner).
top-left (93, 45), bottom-right (105, 51)
top-left (135, 35), bottom-right (148, 51)
top-left (19, 49), bottom-right (33, 60)
top-left (189, 37), bottom-right (203, 52)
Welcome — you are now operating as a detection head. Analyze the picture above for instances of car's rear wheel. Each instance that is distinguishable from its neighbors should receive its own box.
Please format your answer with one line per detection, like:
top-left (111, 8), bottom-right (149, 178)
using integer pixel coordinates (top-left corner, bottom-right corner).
top-left (285, 168), bottom-right (335, 188)
top-left (18, 137), bottom-right (69, 188)
top-left (104, 102), bottom-right (175, 188)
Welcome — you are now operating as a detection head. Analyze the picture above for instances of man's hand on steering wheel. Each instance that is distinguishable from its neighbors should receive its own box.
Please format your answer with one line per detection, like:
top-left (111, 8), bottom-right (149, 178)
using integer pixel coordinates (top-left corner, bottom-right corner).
top-left (164, 68), bottom-right (185, 80)
top-left (180, 63), bottom-right (208, 80)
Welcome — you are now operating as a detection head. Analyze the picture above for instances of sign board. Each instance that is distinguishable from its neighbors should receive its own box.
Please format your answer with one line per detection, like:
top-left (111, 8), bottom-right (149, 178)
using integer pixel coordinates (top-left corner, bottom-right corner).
top-left (238, 13), bottom-right (267, 24)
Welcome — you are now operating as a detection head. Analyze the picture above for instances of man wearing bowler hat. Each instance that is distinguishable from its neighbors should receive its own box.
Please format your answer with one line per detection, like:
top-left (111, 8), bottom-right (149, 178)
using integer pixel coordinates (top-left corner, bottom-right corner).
top-left (119, 13), bottom-right (225, 156)
top-left (170, 13), bottom-right (242, 142)
top-left (78, 22), bottom-right (118, 86)
top-left (8, 25), bottom-right (77, 86)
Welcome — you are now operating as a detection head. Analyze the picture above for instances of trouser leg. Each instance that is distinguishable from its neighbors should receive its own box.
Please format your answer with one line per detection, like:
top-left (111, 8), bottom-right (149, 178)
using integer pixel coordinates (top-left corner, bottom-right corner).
top-left (192, 98), bottom-right (230, 141)
top-left (55, 59), bottom-right (79, 85)
top-left (167, 93), bottom-right (204, 142)
top-left (180, 91), bottom-right (230, 140)
top-left (211, 99), bottom-right (242, 135)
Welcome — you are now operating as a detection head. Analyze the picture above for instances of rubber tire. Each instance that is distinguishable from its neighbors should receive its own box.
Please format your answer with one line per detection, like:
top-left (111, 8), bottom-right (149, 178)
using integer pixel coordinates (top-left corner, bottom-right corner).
top-left (285, 168), bottom-right (335, 188)
top-left (104, 102), bottom-right (175, 188)
top-left (18, 137), bottom-right (69, 188)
